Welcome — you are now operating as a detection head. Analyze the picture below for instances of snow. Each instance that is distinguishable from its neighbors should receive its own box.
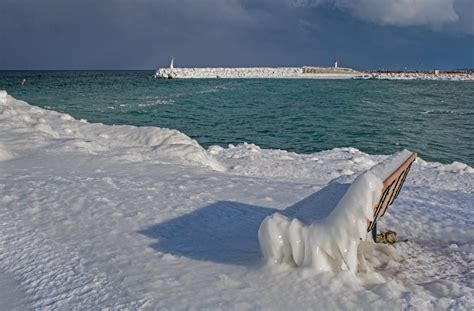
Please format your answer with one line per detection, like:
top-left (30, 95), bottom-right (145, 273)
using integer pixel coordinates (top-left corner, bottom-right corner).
top-left (369, 149), bottom-right (413, 181)
top-left (0, 91), bottom-right (473, 309)
top-left (0, 91), bottom-right (225, 172)
top-left (0, 143), bottom-right (15, 161)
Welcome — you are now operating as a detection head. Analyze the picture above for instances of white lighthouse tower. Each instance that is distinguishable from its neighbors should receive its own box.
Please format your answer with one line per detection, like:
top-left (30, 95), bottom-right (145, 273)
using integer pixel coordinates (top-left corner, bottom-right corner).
top-left (334, 59), bottom-right (338, 68)
top-left (170, 56), bottom-right (174, 69)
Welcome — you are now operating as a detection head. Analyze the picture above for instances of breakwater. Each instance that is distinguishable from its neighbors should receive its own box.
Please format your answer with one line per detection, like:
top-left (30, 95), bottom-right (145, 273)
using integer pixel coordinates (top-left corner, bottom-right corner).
top-left (154, 66), bottom-right (474, 81)
top-left (154, 66), bottom-right (359, 79)
top-left (367, 72), bottom-right (474, 81)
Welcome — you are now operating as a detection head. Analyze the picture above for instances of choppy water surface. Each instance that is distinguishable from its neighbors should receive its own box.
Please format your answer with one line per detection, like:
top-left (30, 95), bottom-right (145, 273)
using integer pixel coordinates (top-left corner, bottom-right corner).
top-left (1, 71), bottom-right (473, 165)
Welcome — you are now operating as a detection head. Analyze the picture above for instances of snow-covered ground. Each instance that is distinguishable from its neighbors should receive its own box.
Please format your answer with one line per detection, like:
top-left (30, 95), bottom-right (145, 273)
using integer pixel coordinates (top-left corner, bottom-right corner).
top-left (0, 90), bottom-right (472, 309)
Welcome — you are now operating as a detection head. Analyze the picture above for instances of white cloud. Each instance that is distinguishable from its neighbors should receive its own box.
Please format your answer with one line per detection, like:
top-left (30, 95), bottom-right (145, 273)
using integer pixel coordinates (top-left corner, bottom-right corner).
top-left (288, 0), bottom-right (472, 32)
top-left (335, 0), bottom-right (458, 27)
top-left (453, 0), bottom-right (474, 34)
top-left (289, 0), bottom-right (329, 7)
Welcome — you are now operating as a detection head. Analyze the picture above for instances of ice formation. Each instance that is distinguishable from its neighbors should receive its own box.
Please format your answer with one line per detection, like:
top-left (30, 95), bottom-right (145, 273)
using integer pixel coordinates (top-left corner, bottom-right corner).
top-left (258, 150), bottom-right (414, 272)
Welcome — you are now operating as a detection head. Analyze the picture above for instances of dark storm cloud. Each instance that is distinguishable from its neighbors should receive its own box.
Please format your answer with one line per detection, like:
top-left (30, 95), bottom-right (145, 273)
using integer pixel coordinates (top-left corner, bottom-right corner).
top-left (0, 0), bottom-right (472, 69)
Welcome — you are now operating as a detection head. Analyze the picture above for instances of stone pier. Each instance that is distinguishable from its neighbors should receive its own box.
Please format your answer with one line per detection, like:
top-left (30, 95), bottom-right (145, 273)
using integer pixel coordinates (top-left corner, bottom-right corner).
top-left (154, 66), bottom-right (360, 79)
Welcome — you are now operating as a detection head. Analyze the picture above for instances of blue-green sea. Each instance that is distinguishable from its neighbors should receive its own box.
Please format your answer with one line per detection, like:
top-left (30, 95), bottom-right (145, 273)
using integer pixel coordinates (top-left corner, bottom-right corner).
top-left (1, 71), bottom-right (473, 165)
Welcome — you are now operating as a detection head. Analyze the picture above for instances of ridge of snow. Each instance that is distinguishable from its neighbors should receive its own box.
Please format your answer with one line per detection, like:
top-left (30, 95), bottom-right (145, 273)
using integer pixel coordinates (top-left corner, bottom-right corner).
top-left (0, 90), bottom-right (226, 171)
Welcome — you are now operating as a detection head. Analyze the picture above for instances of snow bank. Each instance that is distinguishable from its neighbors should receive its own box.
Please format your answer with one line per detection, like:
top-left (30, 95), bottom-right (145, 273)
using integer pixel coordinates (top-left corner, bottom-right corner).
top-left (0, 91), bottom-right (225, 171)
top-left (0, 90), bottom-right (7, 102)
top-left (258, 150), bottom-right (414, 272)
top-left (437, 161), bottom-right (474, 174)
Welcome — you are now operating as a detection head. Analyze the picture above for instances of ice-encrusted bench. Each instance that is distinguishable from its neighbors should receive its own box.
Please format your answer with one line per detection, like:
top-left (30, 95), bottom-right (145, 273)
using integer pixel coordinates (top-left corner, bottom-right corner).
top-left (367, 150), bottom-right (416, 240)
top-left (258, 150), bottom-right (416, 272)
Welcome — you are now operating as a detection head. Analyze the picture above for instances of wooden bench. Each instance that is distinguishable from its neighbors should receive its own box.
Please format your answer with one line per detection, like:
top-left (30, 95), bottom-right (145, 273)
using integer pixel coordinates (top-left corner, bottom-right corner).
top-left (367, 151), bottom-right (417, 240)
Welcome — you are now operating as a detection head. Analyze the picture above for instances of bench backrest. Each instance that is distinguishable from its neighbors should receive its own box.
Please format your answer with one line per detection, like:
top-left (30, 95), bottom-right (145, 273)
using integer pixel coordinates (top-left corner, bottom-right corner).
top-left (367, 152), bottom-right (417, 232)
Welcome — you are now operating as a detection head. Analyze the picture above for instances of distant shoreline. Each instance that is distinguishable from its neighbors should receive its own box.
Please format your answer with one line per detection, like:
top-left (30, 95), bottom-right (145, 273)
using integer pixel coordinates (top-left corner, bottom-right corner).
top-left (154, 66), bottom-right (474, 81)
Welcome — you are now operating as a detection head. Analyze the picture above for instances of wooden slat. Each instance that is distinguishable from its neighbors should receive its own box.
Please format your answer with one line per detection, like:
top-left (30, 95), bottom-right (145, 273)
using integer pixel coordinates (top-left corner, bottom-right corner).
top-left (367, 152), bottom-right (416, 232)
top-left (382, 153), bottom-right (417, 190)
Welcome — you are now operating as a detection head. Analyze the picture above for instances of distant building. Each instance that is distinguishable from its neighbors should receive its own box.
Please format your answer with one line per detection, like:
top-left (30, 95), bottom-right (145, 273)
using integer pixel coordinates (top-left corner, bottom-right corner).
top-left (334, 60), bottom-right (338, 68)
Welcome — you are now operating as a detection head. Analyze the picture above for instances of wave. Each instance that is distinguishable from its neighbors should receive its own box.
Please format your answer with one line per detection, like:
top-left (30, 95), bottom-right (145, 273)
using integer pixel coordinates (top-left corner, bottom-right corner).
top-left (421, 109), bottom-right (471, 115)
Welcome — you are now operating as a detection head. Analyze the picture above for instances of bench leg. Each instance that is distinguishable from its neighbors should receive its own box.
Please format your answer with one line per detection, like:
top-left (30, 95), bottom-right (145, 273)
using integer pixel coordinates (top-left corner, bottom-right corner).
top-left (371, 221), bottom-right (377, 242)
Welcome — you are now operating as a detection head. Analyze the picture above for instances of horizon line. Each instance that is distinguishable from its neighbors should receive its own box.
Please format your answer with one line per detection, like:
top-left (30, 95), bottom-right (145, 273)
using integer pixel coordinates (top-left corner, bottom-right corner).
top-left (1, 67), bottom-right (474, 72)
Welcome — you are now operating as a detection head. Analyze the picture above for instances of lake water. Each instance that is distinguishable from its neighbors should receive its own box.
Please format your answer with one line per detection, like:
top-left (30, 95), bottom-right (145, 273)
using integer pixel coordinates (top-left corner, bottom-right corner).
top-left (1, 71), bottom-right (473, 165)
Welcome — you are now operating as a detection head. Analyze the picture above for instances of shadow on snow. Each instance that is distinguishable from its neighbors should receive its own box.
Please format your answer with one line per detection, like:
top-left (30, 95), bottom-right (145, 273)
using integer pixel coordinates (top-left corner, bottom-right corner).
top-left (138, 181), bottom-right (350, 265)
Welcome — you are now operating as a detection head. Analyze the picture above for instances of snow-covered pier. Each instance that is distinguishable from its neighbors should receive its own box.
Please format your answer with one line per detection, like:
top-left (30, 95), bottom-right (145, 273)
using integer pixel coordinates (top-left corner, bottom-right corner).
top-left (154, 66), bottom-right (360, 79)
top-left (367, 72), bottom-right (474, 81)
top-left (154, 62), bottom-right (474, 81)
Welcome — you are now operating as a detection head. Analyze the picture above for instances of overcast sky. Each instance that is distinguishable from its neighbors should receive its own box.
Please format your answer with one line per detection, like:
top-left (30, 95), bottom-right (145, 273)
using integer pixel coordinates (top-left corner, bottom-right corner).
top-left (0, 0), bottom-right (473, 70)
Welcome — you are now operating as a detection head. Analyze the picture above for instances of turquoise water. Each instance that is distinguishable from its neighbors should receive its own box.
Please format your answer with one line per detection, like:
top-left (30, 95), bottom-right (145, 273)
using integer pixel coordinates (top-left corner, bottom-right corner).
top-left (1, 71), bottom-right (473, 165)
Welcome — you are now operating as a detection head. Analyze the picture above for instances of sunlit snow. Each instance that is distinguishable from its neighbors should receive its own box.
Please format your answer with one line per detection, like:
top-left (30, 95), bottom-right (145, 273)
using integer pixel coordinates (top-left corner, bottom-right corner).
top-left (0, 91), bottom-right (472, 309)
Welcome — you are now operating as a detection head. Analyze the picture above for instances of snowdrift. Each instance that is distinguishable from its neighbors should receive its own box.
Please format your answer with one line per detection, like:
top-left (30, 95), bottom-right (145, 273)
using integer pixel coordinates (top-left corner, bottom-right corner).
top-left (0, 90), bottom-right (225, 171)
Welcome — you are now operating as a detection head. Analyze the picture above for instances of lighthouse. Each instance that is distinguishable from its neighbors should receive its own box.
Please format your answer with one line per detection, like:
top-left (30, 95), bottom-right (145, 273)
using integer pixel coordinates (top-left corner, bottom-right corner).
top-left (334, 60), bottom-right (338, 68)
top-left (170, 56), bottom-right (174, 69)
